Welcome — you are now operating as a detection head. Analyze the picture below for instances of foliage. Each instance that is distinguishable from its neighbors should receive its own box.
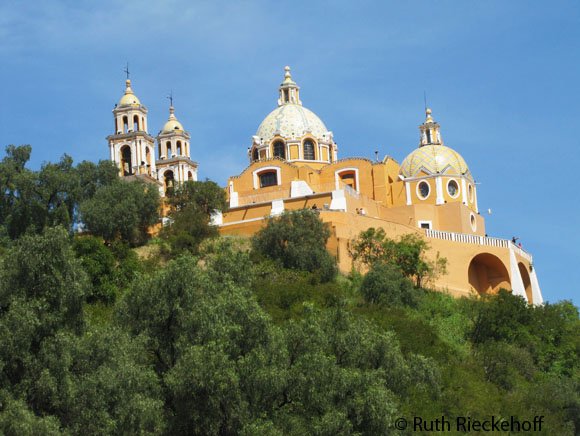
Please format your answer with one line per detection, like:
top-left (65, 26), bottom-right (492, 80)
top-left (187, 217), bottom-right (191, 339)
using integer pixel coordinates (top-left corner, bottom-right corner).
top-left (252, 209), bottom-right (337, 282)
top-left (161, 180), bottom-right (228, 256)
top-left (349, 228), bottom-right (447, 287)
top-left (0, 145), bottom-right (119, 239)
top-left (80, 179), bottom-right (159, 245)
top-left (360, 262), bottom-right (420, 306)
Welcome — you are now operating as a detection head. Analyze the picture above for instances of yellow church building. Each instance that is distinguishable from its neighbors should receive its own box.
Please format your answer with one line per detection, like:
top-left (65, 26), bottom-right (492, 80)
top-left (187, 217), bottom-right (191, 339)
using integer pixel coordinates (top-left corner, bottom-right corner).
top-left (107, 67), bottom-right (543, 305)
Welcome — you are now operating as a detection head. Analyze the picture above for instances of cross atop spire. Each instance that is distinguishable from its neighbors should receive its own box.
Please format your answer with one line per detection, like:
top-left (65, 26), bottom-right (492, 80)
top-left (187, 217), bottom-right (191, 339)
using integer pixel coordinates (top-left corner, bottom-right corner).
top-left (124, 63), bottom-right (130, 80)
top-left (167, 90), bottom-right (174, 108)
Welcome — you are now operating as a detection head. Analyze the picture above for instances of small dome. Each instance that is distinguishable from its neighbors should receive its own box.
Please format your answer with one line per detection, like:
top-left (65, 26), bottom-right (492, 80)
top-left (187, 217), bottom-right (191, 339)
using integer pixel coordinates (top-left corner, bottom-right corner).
top-left (256, 104), bottom-right (328, 143)
top-left (161, 106), bottom-right (184, 133)
top-left (118, 79), bottom-right (141, 106)
top-left (400, 144), bottom-right (473, 181)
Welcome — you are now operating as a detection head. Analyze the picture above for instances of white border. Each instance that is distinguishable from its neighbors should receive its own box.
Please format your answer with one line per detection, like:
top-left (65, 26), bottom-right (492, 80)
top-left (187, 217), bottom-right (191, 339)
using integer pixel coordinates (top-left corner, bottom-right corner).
top-left (416, 180), bottom-right (431, 200)
top-left (334, 168), bottom-right (360, 192)
top-left (447, 178), bottom-right (460, 199)
top-left (418, 220), bottom-right (432, 230)
top-left (252, 166), bottom-right (282, 189)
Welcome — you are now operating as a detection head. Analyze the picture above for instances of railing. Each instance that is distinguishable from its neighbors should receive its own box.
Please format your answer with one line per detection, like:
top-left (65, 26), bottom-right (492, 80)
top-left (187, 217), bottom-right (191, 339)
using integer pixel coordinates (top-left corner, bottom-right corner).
top-left (425, 229), bottom-right (533, 262)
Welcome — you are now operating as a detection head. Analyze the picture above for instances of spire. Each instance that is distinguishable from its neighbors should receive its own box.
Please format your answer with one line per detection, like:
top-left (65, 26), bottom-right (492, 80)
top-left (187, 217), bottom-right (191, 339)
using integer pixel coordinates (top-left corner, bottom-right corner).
top-left (278, 66), bottom-right (301, 106)
top-left (419, 107), bottom-right (443, 147)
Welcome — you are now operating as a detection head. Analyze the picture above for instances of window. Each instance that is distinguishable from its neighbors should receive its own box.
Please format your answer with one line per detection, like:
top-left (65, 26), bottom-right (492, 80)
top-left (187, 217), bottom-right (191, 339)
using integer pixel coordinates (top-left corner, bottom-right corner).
top-left (164, 171), bottom-right (175, 194)
top-left (425, 129), bottom-right (432, 143)
top-left (176, 141), bottom-right (182, 156)
top-left (273, 141), bottom-right (285, 159)
top-left (470, 213), bottom-right (477, 231)
top-left (447, 179), bottom-right (459, 198)
top-left (468, 184), bottom-right (474, 202)
top-left (167, 142), bottom-right (172, 157)
top-left (337, 170), bottom-right (357, 190)
top-left (259, 171), bottom-right (277, 188)
top-left (133, 115), bottom-right (139, 132)
top-left (303, 140), bottom-right (315, 160)
top-left (417, 181), bottom-right (430, 199)
top-left (252, 148), bottom-right (259, 162)
top-left (123, 116), bottom-right (129, 133)
top-left (121, 145), bottom-right (132, 176)
top-left (419, 221), bottom-right (432, 229)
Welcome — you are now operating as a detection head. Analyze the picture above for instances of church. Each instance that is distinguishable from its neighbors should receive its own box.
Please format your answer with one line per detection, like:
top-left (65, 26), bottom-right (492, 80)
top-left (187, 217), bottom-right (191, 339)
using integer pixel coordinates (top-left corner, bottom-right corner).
top-left (107, 67), bottom-right (543, 305)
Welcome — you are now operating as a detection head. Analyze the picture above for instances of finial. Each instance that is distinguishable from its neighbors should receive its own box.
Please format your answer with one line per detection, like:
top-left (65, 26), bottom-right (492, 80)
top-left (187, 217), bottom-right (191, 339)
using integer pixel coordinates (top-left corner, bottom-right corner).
top-left (425, 107), bottom-right (433, 122)
top-left (285, 66), bottom-right (291, 79)
top-left (167, 91), bottom-right (174, 111)
top-left (124, 63), bottom-right (130, 80)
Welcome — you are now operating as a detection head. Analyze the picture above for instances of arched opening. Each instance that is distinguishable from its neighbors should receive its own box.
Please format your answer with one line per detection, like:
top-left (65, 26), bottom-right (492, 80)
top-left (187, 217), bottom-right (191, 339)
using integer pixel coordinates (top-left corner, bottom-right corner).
top-left (145, 147), bottom-right (152, 173)
top-left (120, 145), bottom-right (133, 176)
top-left (518, 262), bottom-right (533, 304)
top-left (303, 140), bottom-right (315, 160)
top-left (258, 170), bottom-right (278, 188)
top-left (468, 253), bottom-right (510, 295)
top-left (273, 141), bottom-right (285, 159)
top-left (115, 118), bottom-right (119, 134)
top-left (166, 141), bottom-right (172, 158)
top-left (176, 141), bottom-right (182, 156)
top-left (133, 115), bottom-right (139, 132)
top-left (338, 170), bottom-right (357, 190)
top-left (123, 116), bottom-right (129, 133)
top-left (188, 171), bottom-right (193, 181)
top-left (252, 148), bottom-right (259, 162)
top-left (164, 170), bottom-right (175, 195)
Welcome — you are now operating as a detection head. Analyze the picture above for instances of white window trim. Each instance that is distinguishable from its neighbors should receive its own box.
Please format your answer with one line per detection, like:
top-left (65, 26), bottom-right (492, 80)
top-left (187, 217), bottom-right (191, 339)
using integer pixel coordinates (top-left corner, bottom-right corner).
top-left (416, 180), bottom-right (431, 200)
top-left (418, 220), bottom-right (432, 230)
top-left (334, 167), bottom-right (360, 192)
top-left (252, 166), bottom-right (282, 189)
top-left (446, 178), bottom-right (461, 199)
top-left (470, 212), bottom-right (477, 232)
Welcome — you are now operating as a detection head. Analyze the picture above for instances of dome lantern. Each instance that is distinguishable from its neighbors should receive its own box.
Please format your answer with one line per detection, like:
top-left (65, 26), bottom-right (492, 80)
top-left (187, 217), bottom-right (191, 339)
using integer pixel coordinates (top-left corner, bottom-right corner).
top-left (278, 66), bottom-right (301, 106)
top-left (419, 108), bottom-right (443, 147)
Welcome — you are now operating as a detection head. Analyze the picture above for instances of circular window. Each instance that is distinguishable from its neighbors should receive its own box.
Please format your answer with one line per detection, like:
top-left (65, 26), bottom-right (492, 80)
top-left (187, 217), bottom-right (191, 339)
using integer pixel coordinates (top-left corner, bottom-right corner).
top-left (468, 184), bottom-right (474, 202)
top-left (470, 213), bottom-right (477, 231)
top-left (417, 181), bottom-right (430, 199)
top-left (447, 179), bottom-right (459, 198)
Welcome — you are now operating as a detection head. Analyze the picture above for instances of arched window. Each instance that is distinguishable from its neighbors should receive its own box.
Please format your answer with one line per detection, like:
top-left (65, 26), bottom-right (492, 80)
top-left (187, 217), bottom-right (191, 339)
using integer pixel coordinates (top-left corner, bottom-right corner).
top-left (123, 116), bottom-right (129, 133)
top-left (164, 170), bottom-right (175, 195)
top-left (259, 171), bottom-right (277, 188)
top-left (145, 147), bottom-right (152, 170)
top-left (167, 141), bottom-right (172, 157)
top-left (188, 171), bottom-right (193, 181)
top-left (133, 115), bottom-right (139, 132)
top-left (338, 170), bottom-right (357, 190)
top-left (120, 145), bottom-right (132, 176)
top-left (273, 141), bottom-right (285, 159)
top-left (252, 148), bottom-right (259, 162)
top-left (176, 141), bottom-right (182, 156)
top-left (303, 140), bottom-right (315, 160)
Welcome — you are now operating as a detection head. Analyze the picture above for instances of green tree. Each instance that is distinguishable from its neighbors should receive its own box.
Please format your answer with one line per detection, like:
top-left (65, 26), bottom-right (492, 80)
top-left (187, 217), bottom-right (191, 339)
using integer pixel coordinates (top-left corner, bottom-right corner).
top-left (252, 209), bottom-right (337, 282)
top-left (349, 228), bottom-right (447, 287)
top-left (73, 235), bottom-right (117, 303)
top-left (80, 179), bottom-right (159, 245)
top-left (360, 262), bottom-right (420, 306)
top-left (167, 179), bottom-right (227, 215)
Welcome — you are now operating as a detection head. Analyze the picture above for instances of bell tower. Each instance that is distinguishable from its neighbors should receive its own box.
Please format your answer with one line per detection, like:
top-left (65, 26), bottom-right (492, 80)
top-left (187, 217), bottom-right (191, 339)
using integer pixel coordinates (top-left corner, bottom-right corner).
top-left (155, 98), bottom-right (198, 196)
top-left (106, 73), bottom-right (157, 178)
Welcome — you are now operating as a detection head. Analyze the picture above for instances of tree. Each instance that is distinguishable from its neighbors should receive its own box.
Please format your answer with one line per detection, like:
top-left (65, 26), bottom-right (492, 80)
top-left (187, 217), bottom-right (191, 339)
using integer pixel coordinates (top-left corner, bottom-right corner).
top-left (252, 209), bottom-right (337, 282)
top-left (360, 262), bottom-right (419, 306)
top-left (162, 180), bottom-right (228, 255)
top-left (349, 228), bottom-right (447, 287)
top-left (80, 179), bottom-right (159, 245)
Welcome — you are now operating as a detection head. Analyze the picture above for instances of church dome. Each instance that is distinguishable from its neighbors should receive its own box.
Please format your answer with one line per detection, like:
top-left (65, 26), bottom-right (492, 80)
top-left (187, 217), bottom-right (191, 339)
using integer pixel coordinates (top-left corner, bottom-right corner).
top-left (256, 103), bottom-right (328, 142)
top-left (161, 106), bottom-right (184, 133)
top-left (400, 144), bottom-right (472, 180)
top-left (118, 79), bottom-right (141, 106)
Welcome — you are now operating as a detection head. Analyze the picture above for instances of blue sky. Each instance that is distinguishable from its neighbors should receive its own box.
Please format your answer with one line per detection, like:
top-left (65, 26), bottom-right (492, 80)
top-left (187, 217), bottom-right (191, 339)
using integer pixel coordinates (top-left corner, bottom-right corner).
top-left (0, 0), bottom-right (578, 304)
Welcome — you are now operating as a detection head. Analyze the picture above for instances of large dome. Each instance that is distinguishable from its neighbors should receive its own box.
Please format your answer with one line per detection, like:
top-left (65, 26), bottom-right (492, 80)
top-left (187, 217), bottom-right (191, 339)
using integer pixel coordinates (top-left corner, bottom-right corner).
top-left (400, 144), bottom-right (473, 181)
top-left (256, 103), bottom-right (328, 142)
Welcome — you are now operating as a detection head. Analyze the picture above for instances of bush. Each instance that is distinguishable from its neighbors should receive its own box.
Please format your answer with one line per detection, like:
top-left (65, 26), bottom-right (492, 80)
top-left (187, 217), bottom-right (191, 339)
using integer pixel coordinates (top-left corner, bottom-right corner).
top-left (360, 263), bottom-right (420, 306)
top-left (252, 209), bottom-right (337, 282)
